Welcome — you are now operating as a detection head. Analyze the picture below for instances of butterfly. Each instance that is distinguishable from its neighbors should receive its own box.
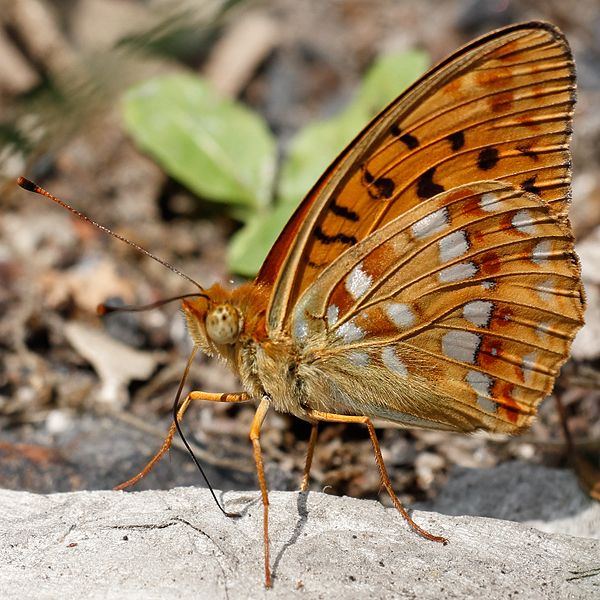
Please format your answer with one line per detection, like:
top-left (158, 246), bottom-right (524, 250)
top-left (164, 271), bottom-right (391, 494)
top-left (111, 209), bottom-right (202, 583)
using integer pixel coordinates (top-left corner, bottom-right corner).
top-left (19, 20), bottom-right (585, 589)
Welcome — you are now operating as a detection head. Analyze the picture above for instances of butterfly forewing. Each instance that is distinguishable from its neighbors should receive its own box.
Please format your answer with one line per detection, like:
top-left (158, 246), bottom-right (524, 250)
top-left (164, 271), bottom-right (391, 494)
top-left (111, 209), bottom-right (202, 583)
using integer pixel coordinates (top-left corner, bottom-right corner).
top-left (259, 23), bottom-right (575, 333)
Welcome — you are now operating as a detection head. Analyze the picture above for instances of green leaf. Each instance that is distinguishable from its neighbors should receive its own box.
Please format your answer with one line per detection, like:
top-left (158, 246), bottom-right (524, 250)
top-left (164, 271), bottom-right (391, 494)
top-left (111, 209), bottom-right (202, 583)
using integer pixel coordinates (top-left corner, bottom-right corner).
top-left (121, 52), bottom-right (430, 276)
top-left (122, 74), bottom-right (277, 210)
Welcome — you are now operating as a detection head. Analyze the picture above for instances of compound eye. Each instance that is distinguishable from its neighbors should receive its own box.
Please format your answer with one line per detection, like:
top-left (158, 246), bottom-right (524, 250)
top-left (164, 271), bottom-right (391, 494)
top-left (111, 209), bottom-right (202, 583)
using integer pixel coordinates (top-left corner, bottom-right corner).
top-left (205, 304), bottom-right (240, 344)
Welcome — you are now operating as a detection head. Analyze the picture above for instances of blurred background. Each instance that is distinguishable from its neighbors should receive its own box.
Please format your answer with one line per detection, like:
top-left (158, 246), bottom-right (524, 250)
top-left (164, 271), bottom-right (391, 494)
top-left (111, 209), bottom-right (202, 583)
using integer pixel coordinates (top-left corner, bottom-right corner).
top-left (0, 0), bottom-right (599, 508)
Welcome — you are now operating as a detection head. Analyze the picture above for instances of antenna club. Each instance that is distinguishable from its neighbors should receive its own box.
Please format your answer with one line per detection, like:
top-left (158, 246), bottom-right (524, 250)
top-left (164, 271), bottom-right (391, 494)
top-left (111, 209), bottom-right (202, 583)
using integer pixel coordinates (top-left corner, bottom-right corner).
top-left (17, 177), bottom-right (37, 192)
top-left (97, 304), bottom-right (112, 315)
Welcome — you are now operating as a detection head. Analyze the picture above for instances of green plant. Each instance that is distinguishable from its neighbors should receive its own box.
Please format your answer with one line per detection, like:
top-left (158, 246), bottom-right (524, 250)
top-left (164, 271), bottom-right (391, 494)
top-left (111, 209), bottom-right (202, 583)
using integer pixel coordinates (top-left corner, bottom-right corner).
top-left (122, 49), bottom-right (429, 276)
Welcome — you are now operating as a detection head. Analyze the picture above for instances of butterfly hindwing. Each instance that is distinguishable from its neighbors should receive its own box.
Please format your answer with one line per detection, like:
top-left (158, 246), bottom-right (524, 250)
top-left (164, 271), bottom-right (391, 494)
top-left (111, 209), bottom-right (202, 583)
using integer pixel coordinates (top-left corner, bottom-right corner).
top-left (290, 182), bottom-right (583, 433)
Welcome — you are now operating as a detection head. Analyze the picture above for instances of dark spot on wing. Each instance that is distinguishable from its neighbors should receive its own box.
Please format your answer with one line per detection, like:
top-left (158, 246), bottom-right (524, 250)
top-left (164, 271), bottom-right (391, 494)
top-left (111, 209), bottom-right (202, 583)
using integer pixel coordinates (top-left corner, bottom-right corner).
top-left (479, 251), bottom-right (501, 276)
top-left (400, 133), bottom-right (419, 150)
top-left (329, 198), bottom-right (360, 221)
top-left (521, 176), bottom-right (541, 196)
top-left (371, 177), bottom-right (395, 199)
top-left (307, 259), bottom-right (329, 269)
top-left (416, 167), bottom-right (445, 199)
top-left (314, 226), bottom-right (357, 246)
top-left (477, 147), bottom-right (499, 171)
top-left (364, 170), bottom-right (374, 184)
top-left (516, 144), bottom-right (538, 160)
top-left (566, 251), bottom-right (579, 271)
top-left (390, 124), bottom-right (401, 137)
top-left (447, 131), bottom-right (465, 151)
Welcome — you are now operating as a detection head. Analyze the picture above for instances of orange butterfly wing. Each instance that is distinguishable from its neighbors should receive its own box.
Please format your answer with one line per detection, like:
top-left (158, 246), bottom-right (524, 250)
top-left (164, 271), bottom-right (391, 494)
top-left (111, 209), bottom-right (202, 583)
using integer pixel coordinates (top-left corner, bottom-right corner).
top-left (257, 22), bottom-right (576, 334)
top-left (288, 181), bottom-right (582, 433)
top-left (247, 21), bottom-right (583, 434)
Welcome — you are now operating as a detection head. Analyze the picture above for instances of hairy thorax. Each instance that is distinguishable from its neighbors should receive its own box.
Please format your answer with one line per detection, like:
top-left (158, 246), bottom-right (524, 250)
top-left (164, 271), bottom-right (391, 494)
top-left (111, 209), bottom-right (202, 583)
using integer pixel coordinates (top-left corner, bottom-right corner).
top-left (182, 281), bottom-right (312, 418)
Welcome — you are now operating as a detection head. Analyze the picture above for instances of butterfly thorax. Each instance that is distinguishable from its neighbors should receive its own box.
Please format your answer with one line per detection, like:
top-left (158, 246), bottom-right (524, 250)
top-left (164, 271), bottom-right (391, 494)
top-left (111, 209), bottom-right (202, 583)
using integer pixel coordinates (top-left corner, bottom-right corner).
top-left (182, 282), bottom-right (307, 414)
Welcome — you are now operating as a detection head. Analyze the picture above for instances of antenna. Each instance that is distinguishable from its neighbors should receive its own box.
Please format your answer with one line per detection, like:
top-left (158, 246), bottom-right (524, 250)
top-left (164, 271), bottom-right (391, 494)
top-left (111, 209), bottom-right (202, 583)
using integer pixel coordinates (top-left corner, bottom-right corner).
top-left (17, 177), bottom-right (205, 292)
top-left (97, 294), bottom-right (208, 315)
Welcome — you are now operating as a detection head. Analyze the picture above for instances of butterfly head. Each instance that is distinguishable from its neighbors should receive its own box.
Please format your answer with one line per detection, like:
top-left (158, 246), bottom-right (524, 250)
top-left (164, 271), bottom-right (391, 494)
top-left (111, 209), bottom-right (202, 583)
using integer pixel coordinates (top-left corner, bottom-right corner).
top-left (181, 283), bottom-right (242, 356)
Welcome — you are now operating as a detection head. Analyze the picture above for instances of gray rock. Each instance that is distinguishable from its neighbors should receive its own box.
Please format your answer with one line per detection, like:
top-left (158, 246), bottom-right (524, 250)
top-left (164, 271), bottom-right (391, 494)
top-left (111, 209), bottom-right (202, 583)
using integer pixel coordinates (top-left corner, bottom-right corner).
top-left (1, 466), bottom-right (599, 600)
top-left (421, 462), bottom-right (600, 539)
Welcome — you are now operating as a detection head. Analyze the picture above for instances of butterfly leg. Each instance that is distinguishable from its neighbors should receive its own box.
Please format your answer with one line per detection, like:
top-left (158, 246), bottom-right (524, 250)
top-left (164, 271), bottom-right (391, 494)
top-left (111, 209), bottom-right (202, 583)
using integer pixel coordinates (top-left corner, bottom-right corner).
top-left (114, 391), bottom-right (251, 490)
top-left (299, 421), bottom-right (319, 492)
top-left (304, 409), bottom-right (447, 545)
top-left (249, 396), bottom-right (273, 587)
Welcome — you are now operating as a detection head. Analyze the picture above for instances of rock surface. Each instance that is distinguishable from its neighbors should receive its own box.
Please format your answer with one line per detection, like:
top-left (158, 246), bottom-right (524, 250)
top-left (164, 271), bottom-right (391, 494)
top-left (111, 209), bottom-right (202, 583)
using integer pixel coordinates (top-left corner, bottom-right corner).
top-left (422, 462), bottom-right (600, 539)
top-left (1, 463), bottom-right (599, 599)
